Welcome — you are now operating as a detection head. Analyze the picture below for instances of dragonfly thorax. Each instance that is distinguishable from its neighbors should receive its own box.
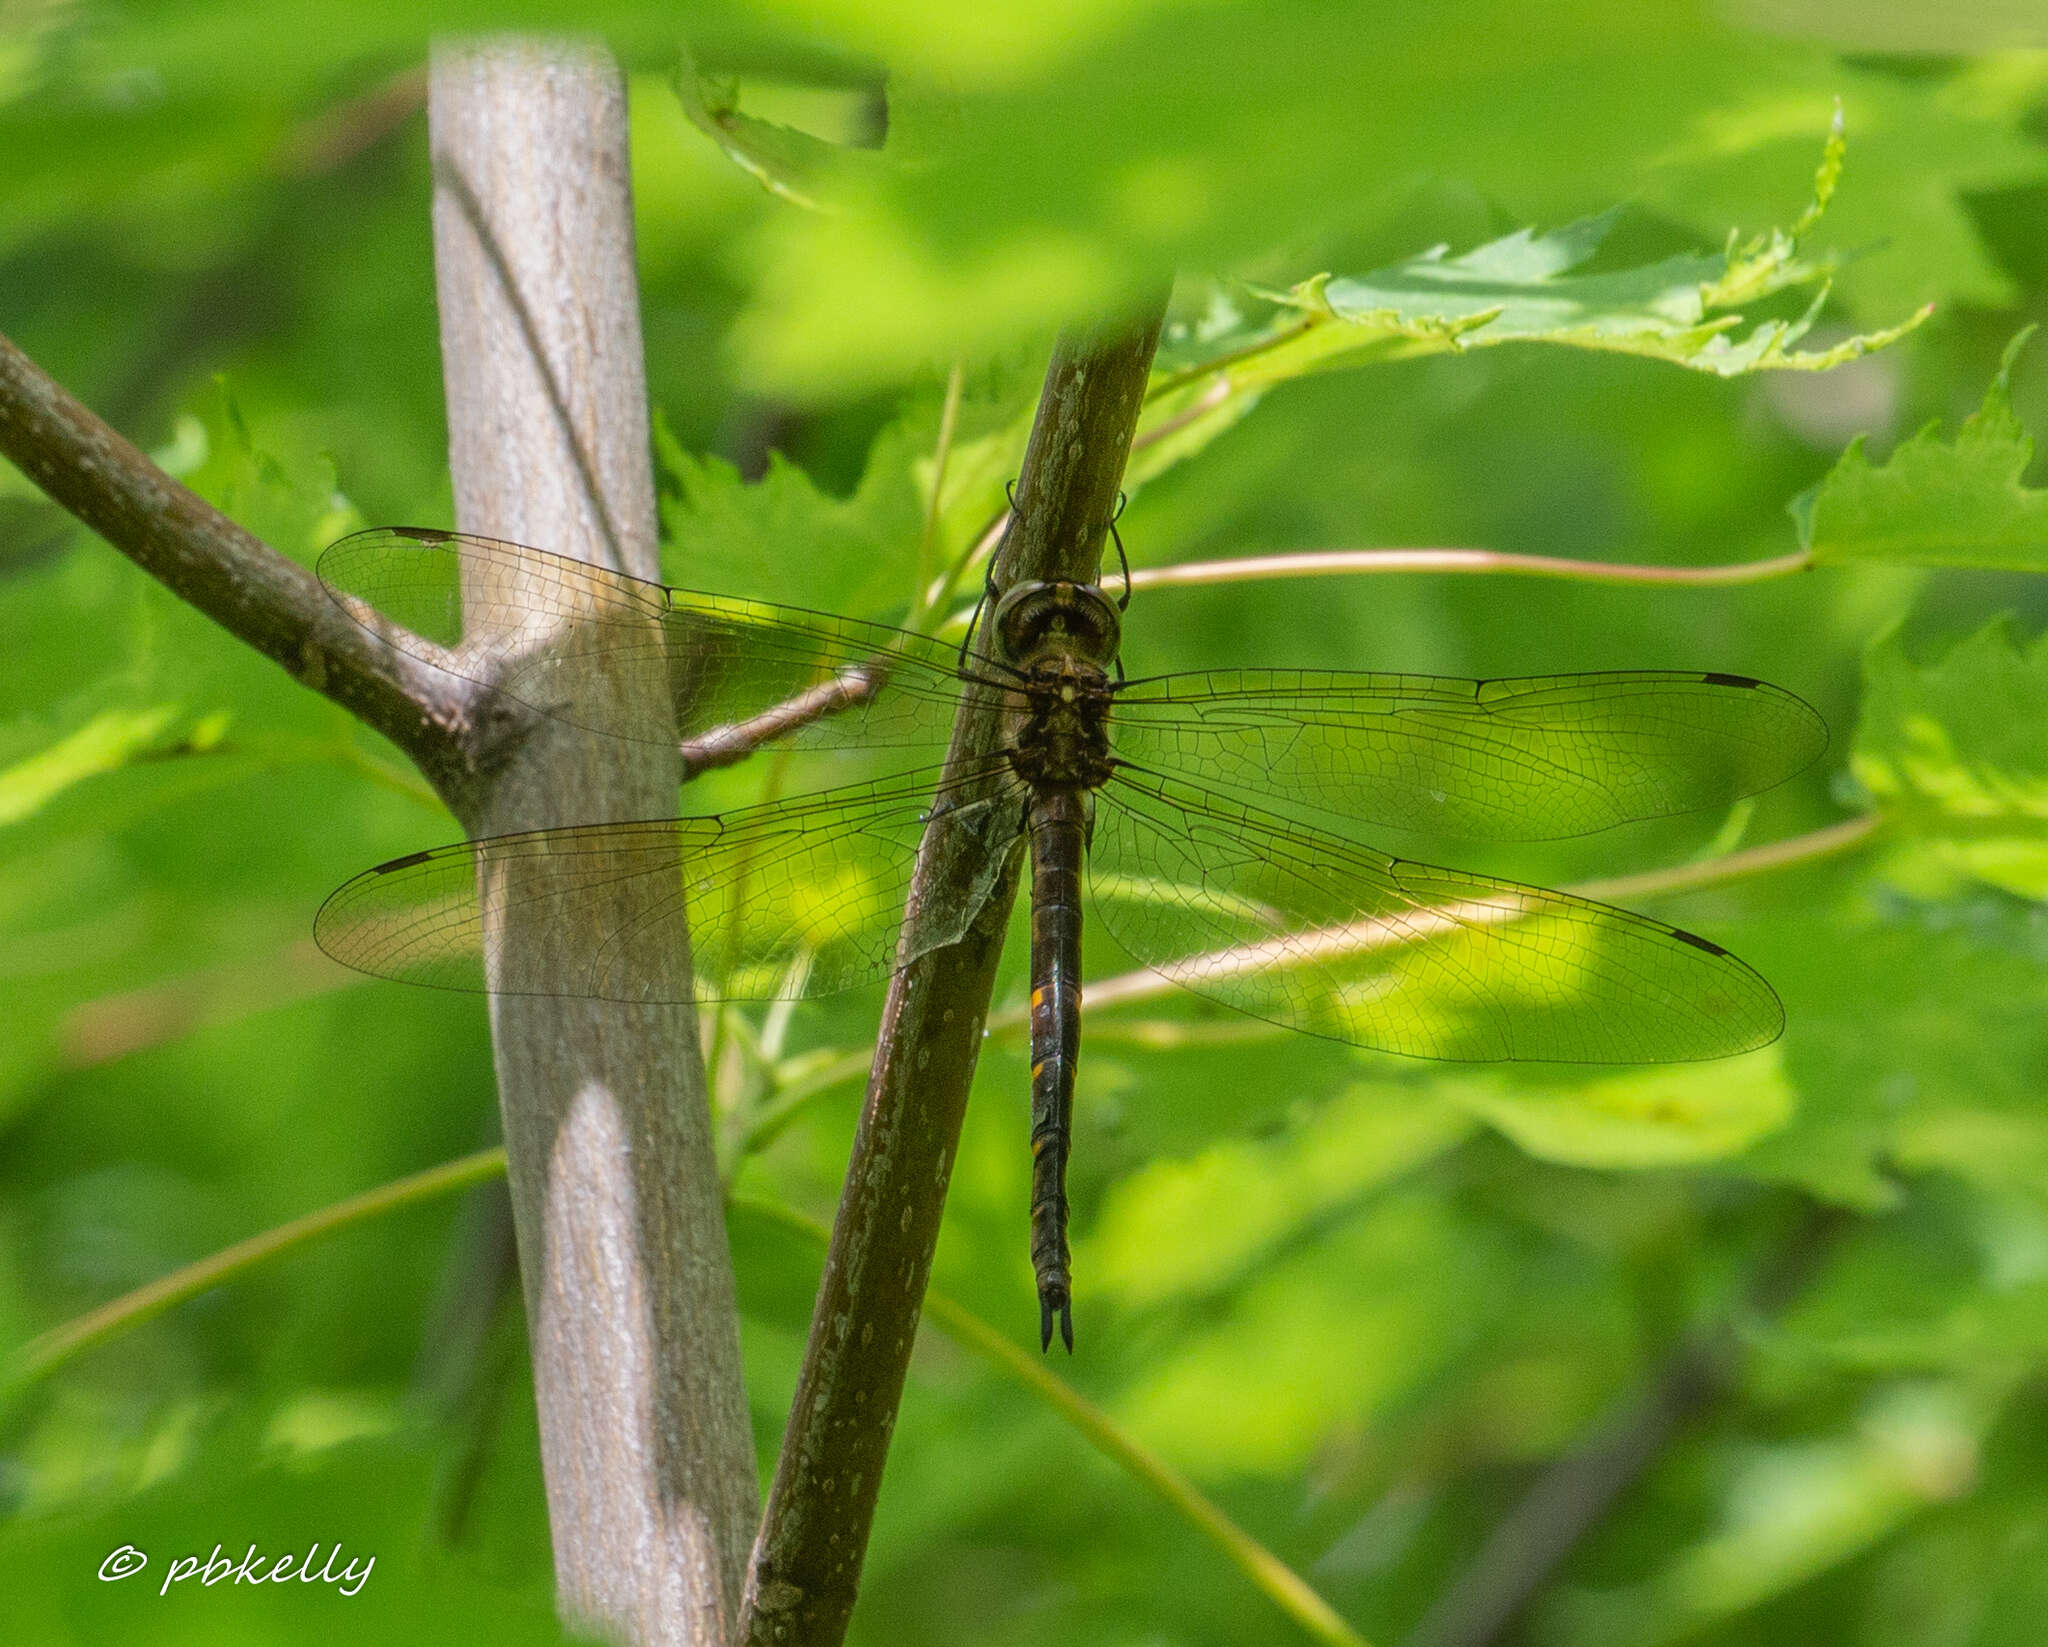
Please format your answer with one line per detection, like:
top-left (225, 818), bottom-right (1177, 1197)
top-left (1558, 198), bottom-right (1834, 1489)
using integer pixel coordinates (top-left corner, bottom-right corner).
top-left (993, 579), bottom-right (1122, 794)
top-left (1006, 654), bottom-right (1117, 794)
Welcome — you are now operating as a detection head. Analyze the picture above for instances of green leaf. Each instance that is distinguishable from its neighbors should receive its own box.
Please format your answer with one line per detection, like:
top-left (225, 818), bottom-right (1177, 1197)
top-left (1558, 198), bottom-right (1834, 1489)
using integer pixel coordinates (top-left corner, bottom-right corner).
top-left (1797, 330), bottom-right (2048, 571)
top-left (670, 47), bottom-right (870, 214)
top-left (730, 15), bottom-right (2035, 397)
top-left (1632, 54), bottom-right (2048, 323)
top-left (1852, 618), bottom-right (2048, 899)
top-left (1211, 128), bottom-right (1924, 392)
top-left (1083, 1078), bottom-right (1474, 1308)
top-left (1439, 1047), bottom-right (1796, 1170)
top-left (1736, 901), bottom-right (2048, 1211)
top-left (656, 415), bottom-right (926, 615)
top-left (0, 706), bottom-right (215, 827)
top-left (185, 378), bottom-right (361, 561)
top-left (1113, 1185), bottom-right (1511, 1477)
top-left (1111, 128), bottom-right (1928, 495)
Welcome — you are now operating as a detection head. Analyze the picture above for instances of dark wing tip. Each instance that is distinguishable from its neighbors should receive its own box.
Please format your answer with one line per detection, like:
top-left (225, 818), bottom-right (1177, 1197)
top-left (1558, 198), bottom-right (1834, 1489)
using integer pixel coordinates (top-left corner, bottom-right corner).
top-left (1671, 927), bottom-right (1730, 957)
top-left (1705, 672), bottom-right (1831, 784)
top-left (373, 849), bottom-right (434, 874)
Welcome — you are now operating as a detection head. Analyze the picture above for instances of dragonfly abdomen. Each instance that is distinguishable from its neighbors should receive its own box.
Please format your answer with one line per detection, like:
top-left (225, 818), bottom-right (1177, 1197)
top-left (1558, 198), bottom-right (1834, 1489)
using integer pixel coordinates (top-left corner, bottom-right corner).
top-left (1027, 786), bottom-right (1088, 1353)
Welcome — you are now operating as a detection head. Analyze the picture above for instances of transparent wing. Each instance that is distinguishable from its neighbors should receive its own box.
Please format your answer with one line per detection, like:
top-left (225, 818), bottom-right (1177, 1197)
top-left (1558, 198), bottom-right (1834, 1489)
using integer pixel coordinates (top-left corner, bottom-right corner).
top-left (313, 761), bottom-right (1019, 1005)
top-left (318, 527), bottom-right (975, 754)
top-left (1109, 669), bottom-right (1826, 839)
top-left (1089, 768), bottom-right (1782, 1062)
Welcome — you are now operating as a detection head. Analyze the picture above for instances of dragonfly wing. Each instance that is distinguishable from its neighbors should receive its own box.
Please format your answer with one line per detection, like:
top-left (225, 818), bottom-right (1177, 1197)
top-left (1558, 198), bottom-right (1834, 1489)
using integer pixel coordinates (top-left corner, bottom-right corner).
top-left (318, 527), bottom-right (971, 753)
top-left (1109, 669), bottom-right (1826, 839)
top-left (1088, 769), bottom-right (1783, 1062)
top-left (314, 762), bottom-right (1017, 1004)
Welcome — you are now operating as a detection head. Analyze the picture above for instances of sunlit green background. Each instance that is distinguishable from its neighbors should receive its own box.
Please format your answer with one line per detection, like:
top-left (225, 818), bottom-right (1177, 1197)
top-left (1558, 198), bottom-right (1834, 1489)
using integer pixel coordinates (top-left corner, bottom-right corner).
top-left (6, 3), bottom-right (2048, 1644)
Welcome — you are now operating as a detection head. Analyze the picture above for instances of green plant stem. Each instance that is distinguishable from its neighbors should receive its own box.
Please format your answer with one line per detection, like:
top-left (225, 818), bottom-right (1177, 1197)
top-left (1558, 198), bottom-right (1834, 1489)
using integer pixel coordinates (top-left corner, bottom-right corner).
top-left (933, 545), bottom-right (1816, 636)
top-left (735, 1047), bottom-right (878, 1155)
top-left (911, 359), bottom-right (965, 623)
top-left (1126, 546), bottom-right (1815, 592)
top-left (927, 501), bottom-right (1010, 625)
top-left (1571, 811), bottom-right (1881, 903)
top-left (1145, 316), bottom-right (1317, 402)
top-left (734, 1197), bottom-right (1372, 1647)
top-left (8, 1147), bottom-right (510, 1389)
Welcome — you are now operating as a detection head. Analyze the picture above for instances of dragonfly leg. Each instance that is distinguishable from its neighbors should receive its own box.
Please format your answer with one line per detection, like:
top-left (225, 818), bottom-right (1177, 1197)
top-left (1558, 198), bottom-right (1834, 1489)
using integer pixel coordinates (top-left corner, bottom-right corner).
top-left (1106, 491), bottom-right (1131, 612)
top-left (958, 548), bottom-right (1004, 670)
top-left (958, 480), bottom-right (1022, 667)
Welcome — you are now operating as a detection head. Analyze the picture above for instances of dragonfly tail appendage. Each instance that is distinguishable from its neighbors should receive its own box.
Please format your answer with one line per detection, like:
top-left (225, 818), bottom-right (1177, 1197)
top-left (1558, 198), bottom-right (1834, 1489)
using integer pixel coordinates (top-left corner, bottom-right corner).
top-left (1031, 1093), bottom-right (1074, 1353)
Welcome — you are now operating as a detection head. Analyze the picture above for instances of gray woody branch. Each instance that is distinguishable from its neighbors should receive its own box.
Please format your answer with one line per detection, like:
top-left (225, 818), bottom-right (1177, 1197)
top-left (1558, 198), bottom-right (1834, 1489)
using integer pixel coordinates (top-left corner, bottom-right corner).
top-left (741, 288), bottom-right (1172, 1647)
top-left (0, 39), bottom-right (762, 1647)
top-left (427, 39), bottom-right (756, 1647)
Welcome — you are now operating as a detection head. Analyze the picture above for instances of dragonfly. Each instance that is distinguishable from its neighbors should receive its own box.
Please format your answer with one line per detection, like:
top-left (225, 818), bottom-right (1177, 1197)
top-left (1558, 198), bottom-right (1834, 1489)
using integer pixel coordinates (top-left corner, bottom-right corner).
top-left (313, 526), bottom-right (1826, 1350)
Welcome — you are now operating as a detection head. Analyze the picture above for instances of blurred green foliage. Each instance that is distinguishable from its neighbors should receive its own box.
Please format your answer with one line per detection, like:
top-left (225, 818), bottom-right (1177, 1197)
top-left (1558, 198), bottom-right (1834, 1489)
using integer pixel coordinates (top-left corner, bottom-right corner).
top-left (5, 4), bottom-right (2048, 1646)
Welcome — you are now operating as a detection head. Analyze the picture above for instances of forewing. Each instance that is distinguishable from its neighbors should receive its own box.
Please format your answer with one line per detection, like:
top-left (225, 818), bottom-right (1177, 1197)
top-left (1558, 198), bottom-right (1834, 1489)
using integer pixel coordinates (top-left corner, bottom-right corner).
top-left (1110, 669), bottom-right (1826, 839)
top-left (314, 764), bottom-right (1014, 1004)
top-left (1089, 770), bottom-right (1783, 1062)
top-left (318, 527), bottom-right (969, 753)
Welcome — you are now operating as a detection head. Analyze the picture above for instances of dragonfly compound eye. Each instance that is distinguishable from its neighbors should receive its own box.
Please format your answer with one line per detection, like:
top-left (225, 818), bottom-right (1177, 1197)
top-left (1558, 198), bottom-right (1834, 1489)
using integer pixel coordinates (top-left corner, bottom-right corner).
top-left (992, 580), bottom-right (1122, 670)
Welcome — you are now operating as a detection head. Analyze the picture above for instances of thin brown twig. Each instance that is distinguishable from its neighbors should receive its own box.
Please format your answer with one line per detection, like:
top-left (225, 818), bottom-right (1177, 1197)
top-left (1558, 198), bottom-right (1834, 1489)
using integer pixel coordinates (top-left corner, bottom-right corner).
top-left (1571, 813), bottom-right (1880, 904)
top-left (678, 664), bottom-right (888, 779)
top-left (277, 64), bottom-right (430, 177)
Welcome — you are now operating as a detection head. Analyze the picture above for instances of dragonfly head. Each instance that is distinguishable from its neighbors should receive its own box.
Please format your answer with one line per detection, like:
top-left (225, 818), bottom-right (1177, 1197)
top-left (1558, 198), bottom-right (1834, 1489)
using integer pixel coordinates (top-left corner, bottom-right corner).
top-left (991, 579), bottom-right (1122, 673)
